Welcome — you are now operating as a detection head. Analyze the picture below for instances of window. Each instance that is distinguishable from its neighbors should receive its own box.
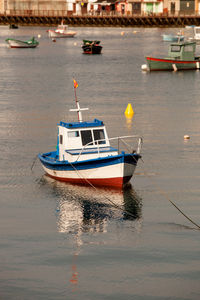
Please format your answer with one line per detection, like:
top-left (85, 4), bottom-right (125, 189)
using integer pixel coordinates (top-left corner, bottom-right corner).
top-left (93, 129), bottom-right (105, 144)
top-left (171, 45), bottom-right (181, 52)
top-left (59, 135), bottom-right (63, 144)
top-left (68, 131), bottom-right (79, 138)
top-left (81, 130), bottom-right (93, 146)
top-left (184, 45), bottom-right (193, 52)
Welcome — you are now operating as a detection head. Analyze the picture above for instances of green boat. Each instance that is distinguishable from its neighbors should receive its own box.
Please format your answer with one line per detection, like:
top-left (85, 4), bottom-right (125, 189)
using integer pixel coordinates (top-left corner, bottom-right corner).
top-left (5, 37), bottom-right (39, 48)
top-left (83, 40), bottom-right (100, 45)
top-left (82, 40), bottom-right (102, 54)
top-left (142, 41), bottom-right (200, 71)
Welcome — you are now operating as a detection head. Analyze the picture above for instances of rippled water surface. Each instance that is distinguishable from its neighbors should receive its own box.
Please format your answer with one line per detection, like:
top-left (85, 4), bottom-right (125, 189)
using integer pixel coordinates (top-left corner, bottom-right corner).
top-left (1, 25), bottom-right (200, 300)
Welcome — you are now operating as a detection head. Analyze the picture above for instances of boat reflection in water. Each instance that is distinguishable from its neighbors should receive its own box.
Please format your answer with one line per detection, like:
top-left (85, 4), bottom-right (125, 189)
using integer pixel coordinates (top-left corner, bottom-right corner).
top-left (41, 175), bottom-right (142, 234)
top-left (39, 175), bottom-right (142, 291)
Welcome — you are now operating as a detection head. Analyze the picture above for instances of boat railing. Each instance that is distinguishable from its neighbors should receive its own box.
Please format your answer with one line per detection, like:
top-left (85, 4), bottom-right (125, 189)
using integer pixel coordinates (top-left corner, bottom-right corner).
top-left (75, 135), bottom-right (143, 161)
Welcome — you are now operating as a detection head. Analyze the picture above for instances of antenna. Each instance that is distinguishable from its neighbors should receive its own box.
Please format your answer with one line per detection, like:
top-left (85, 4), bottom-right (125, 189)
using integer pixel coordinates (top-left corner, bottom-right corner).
top-left (70, 79), bottom-right (88, 122)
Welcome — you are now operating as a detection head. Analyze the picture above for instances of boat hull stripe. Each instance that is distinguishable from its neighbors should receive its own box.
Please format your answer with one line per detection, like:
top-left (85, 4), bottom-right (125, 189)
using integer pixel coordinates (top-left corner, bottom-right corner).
top-left (146, 57), bottom-right (197, 64)
top-left (45, 173), bottom-right (132, 188)
top-left (42, 162), bottom-right (136, 188)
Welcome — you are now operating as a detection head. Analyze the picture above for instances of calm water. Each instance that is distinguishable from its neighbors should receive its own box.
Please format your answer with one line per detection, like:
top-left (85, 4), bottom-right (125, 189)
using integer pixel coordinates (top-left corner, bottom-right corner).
top-left (1, 25), bottom-right (200, 300)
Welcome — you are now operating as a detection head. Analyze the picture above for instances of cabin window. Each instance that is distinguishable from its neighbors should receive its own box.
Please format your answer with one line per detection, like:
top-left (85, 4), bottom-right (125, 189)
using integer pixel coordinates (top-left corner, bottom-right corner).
top-left (81, 130), bottom-right (93, 146)
top-left (68, 131), bottom-right (79, 138)
top-left (184, 45), bottom-right (193, 52)
top-left (93, 129), bottom-right (106, 144)
top-left (171, 45), bottom-right (181, 52)
top-left (59, 135), bottom-right (63, 144)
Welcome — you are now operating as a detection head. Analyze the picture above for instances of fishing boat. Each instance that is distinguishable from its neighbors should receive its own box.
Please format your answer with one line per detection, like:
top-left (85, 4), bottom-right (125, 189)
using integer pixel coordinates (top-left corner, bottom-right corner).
top-left (48, 21), bottom-right (76, 38)
top-left (141, 41), bottom-right (200, 71)
top-left (162, 33), bottom-right (184, 42)
top-left (82, 40), bottom-right (102, 54)
top-left (5, 37), bottom-right (39, 48)
top-left (38, 80), bottom-right (142, 189)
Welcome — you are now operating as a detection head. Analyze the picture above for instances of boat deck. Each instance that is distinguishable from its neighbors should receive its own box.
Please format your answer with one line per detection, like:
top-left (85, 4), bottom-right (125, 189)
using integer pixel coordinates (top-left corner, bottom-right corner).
top-left (65, 146), bottom-right (117, 155)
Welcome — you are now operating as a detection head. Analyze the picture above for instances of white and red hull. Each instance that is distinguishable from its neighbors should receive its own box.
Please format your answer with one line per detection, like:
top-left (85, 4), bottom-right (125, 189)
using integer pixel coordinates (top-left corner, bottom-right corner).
top-left (41, 162), bottom-right (136, 188)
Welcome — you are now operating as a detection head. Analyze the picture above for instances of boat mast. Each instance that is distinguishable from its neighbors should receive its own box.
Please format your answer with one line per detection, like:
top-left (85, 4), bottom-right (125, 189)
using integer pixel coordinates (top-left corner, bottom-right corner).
top-left (70, 79), bottom-right (88, 122)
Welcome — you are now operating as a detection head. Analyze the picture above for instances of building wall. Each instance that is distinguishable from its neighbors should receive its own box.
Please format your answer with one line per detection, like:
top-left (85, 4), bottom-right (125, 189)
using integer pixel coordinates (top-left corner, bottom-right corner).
top-left (1, 0), bottom-right (199, 15)
top-left (0, 0), bottom-right (5, 12)
top-left (127, 1), bottom-right (141, 14)
top-left (6, 0), bottom-right (70, 11)
top-left (180, 0), bottom-right (195, 13)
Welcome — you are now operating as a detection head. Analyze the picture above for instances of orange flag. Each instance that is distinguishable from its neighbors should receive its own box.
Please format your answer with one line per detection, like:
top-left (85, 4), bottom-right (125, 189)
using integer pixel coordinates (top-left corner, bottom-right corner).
top-left (73, 79), bottom-right (78, 89)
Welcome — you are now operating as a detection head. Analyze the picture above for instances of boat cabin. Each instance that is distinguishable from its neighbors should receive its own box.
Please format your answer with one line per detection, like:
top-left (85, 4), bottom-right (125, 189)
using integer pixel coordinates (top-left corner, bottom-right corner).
top-left (193, 27), bottom-right (200, 40)
top-left (56, 24), bottom-right (68, 33)
top-left (57, 119), bottom-right (118, 162)
top-left (167, 41), bottom-right (196, 60)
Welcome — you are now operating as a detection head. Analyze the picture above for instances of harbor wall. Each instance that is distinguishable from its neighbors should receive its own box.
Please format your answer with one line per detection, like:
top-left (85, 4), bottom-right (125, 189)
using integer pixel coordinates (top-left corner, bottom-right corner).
top-left (1, 12), bottom-right (200, 26)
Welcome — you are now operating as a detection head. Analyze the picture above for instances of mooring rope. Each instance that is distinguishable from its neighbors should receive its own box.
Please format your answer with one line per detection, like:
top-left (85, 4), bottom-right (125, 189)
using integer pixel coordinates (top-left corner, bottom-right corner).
top-left (68, 161), bottom-right (137, 219)
top-left (31, 153), bottom-right (200, 230)
top-left (158, 188), bottom-right (200, 230)
top-left (31, 154), bottom-right (38, 171)
top-left (70, 160), bottom-right (200, 230)
top-left (31, 153), bottom-right (138, 218)
top-left (143, 168), bottom-right (200, 230)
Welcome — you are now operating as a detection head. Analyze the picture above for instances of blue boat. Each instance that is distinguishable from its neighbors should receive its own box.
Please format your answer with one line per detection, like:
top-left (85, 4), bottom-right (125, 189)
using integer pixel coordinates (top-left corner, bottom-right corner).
top-left (38, 81), bottom-right (142, 189)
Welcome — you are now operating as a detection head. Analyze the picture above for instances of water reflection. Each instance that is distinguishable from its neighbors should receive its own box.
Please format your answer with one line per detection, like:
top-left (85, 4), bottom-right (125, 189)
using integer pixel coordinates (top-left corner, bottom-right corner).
top-left (125, 116), bottom-right (133, 129)
top-left (37, 157), bottom-right (143, 292)
top-left (39, 175), bottom-right (142, 234)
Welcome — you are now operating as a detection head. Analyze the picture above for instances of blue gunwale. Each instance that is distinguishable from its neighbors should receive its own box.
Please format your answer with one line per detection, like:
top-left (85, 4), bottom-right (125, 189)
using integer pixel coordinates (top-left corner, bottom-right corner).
top-left (38, 152), bottom-right (141, 171)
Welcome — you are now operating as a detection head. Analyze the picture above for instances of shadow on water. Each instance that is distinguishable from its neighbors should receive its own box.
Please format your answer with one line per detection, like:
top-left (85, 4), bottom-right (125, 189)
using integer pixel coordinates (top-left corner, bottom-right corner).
top-left (38, 175), bottom-right (142, 234)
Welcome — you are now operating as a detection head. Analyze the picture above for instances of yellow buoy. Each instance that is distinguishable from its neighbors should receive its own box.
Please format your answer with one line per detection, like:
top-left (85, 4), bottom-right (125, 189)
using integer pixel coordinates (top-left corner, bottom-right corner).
top-left (125, 103), bottom-right (134, 118)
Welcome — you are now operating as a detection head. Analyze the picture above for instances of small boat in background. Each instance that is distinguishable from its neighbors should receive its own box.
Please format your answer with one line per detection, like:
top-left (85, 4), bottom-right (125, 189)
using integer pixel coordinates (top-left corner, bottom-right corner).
top-left (5, 37), bottom-right (39, 48)
top-left (9, 24), bottom-right (18, 29)
top-left (162, 33), bottom-right (184, 42)
top-left (142, 41), bottom-right (200, 71)
top-left (48, 20), bottom-right (76, 38)
top-left (82, 40), bottom-right (102, 54)
top-left (38, 80), bottom-right (142, 189)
